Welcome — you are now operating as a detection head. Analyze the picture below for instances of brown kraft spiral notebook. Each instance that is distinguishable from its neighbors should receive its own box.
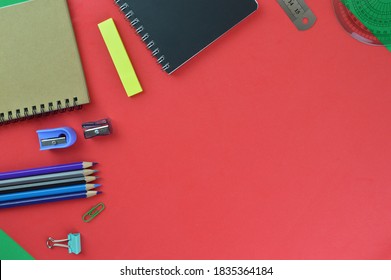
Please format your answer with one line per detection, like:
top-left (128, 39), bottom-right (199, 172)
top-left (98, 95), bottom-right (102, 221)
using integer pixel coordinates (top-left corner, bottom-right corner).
top-left (0, 0), bottom-right (89, 124)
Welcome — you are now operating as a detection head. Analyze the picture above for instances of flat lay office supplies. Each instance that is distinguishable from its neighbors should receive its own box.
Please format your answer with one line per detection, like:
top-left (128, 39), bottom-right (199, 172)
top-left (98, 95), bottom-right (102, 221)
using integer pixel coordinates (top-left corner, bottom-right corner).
top-left (82, 119), bottom-right (112, 139)
top-left (82, 202), bottom-right (105, 223)
top-left (333, 0), bottom-right (391, 50)
top-left (277, 0), bottom-right (316, 30)
top-left (0, 184), bottom-right (100, 203)
top-left (0, 162), bottom-right (96, 181)
top-left (0, 0), bottom-right (89, 124)
top-left (99, 18), bottom-right (143, 97)
top-left (0, 176), bottom-right (97, 194)
top-left (0, 169), bottom-right (96, 188)
top-left (47, 233), bottom-right (81, 255)
top-left (36, 127), bottom-right (77, 150)
top-left (2, 0), bottom-right (391, 263)
top-left (0, 191), bottom-right (101, 209)
top-left (0, 229), bottom-right (34, 260)
top-left (114, 0), bottom-right (258, 74)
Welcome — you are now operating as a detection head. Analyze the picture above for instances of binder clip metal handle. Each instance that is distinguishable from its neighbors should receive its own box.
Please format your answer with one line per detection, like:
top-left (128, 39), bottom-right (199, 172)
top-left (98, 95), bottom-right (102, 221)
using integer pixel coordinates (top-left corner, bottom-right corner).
top-left (37, 127), bottom-right (77, 150)
top-left (46, 233), bottom-right (81, 254)
top-left (82, 118), bottom-right (112, 139)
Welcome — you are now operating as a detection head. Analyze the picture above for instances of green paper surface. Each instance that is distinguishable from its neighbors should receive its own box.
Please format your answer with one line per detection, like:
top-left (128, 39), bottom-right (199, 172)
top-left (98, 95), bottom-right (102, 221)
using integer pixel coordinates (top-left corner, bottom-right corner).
top-left (341, 0), bottom-right (391, 51)
top-left (0, 229), bottom-right (34, 260)
top-left (0, 0), bottom-right (30, 8)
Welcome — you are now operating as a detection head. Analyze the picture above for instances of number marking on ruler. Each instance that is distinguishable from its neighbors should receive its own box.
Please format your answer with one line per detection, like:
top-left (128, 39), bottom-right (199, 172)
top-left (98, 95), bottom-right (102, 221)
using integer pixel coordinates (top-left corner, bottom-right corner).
top-left (277, 0), bottom-right (316, 31)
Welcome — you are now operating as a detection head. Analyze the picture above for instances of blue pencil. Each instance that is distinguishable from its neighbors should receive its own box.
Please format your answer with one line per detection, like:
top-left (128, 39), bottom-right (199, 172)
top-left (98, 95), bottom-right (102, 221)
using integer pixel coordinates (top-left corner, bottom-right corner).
top-left (0, 184), bottom-right (100, 202)
top-left (0, 162), bottom-right (97, 180)
top-left (0, 191), bottom-right (101, 209)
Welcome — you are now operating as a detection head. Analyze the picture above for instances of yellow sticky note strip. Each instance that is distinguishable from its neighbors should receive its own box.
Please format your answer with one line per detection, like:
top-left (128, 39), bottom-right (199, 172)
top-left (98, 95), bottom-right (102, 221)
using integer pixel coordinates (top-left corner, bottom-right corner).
top-left (98, 18), bottom-right (143, 97)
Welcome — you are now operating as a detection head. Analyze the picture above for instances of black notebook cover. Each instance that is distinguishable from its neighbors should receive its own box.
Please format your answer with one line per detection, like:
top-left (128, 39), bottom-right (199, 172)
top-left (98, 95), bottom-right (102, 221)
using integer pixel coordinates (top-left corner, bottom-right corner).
top-left (115, 0), bottom-right (258, 74)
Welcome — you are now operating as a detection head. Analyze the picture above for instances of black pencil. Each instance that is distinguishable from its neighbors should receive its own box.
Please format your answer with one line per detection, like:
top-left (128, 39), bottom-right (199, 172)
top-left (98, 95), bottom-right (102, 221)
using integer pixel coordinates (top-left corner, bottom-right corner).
top-left (0, 176), bottom-right (98, 194)
top-left (0, 169), bottom-right (97, 187)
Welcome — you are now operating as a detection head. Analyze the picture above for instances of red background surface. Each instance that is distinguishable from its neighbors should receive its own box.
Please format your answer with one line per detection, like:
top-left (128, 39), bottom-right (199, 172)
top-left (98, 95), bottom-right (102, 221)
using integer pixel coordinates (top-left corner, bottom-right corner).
top-left (1, 0), bottom-right (391, 260)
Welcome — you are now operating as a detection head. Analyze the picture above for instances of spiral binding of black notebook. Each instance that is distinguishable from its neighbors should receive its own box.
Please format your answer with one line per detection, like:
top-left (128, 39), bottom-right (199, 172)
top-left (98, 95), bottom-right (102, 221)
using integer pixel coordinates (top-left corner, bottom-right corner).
top-left (0, 0), bottom-right (89, 125)
top-left (114, 0), bottom-right (258, 74)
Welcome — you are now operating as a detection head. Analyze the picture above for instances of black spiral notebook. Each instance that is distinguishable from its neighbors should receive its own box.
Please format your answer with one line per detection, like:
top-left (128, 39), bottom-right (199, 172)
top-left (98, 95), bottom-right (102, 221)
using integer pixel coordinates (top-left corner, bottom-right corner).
top-left (114, 0), bottom-right (258, 74)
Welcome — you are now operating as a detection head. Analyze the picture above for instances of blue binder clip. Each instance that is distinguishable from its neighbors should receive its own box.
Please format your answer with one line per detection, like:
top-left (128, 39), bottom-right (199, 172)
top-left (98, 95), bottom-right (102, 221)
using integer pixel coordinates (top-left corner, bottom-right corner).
top-left (36, 127), bottom-right (77, 150)
top-left (46, 233), bottom-right (82, 255)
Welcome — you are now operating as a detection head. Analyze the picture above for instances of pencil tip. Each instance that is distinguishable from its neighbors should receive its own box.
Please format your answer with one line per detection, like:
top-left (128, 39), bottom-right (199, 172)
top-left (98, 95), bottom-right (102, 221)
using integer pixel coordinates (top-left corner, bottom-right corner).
top-left (94, 184), bottom-right (101, 188)
top-left (92, 162), bottom-right (98, 165)
top-left (97, 191), bottom-right (102, 194)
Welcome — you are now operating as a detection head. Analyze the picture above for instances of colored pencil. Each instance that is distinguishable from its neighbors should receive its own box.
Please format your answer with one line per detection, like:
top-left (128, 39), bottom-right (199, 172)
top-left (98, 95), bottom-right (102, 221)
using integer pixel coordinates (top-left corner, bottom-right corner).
top-left (0, 176), bottom-right (98, 194)
top-left (0, 184), bottom-right (100, 202)
top-left (0, 162), bottom-right (97, 180)
top-left (0, 191), bottom-right (101, 209)
top-left (0, 169), bottom-right (97, 187)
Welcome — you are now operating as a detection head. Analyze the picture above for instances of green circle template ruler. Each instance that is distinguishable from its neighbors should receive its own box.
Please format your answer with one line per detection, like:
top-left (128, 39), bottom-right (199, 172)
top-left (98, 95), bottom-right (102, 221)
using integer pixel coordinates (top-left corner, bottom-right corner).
top-left (333, 0), bottom-right (391, 50)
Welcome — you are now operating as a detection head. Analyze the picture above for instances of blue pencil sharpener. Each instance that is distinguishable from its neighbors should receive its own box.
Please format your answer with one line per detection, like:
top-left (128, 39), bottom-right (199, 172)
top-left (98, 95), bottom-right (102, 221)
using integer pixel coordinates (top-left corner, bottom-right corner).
top-left (36, 127), bottom-right (77, 150)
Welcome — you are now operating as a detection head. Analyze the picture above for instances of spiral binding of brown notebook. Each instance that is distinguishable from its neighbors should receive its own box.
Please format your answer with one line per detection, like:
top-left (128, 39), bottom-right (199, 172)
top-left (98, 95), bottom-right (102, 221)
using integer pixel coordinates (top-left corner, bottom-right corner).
top-left (0, 0), bottom-right (89, 125)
